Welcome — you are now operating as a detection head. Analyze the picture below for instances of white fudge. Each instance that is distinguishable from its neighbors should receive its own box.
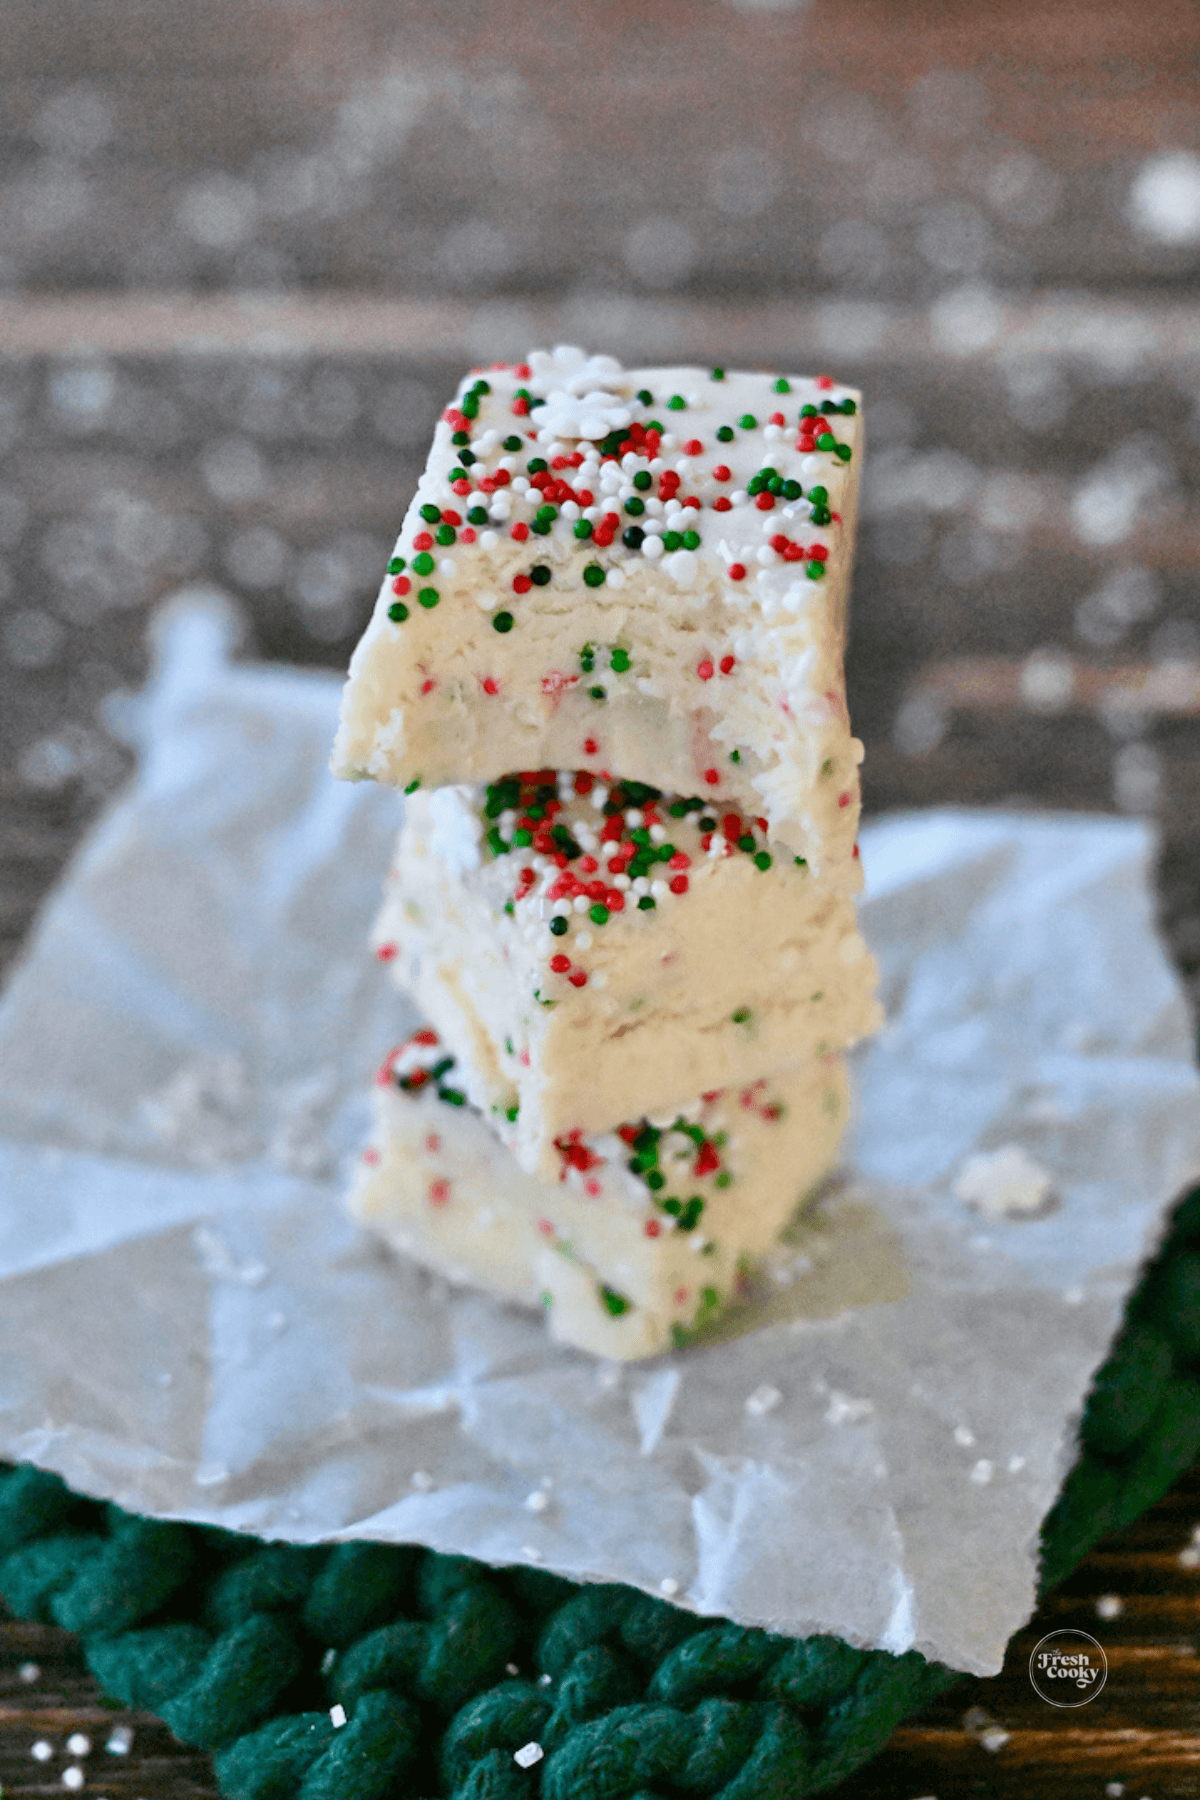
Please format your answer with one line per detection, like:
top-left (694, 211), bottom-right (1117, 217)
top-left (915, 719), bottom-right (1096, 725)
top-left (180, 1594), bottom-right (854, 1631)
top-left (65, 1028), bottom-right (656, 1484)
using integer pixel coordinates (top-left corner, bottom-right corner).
top-left (351, 1026), bottom-right (850, 1359)
top-left (333, 350), bottom-right (863, 874)
top-left (373, 774), bottom-right (881, 1174)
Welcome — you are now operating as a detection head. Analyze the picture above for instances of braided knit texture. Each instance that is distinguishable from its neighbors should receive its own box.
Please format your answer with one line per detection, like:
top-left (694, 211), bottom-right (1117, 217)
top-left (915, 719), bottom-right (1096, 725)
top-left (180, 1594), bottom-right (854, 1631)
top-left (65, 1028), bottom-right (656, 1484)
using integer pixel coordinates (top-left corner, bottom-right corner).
top-left (3, 1179), bottom-right (1199, 1798)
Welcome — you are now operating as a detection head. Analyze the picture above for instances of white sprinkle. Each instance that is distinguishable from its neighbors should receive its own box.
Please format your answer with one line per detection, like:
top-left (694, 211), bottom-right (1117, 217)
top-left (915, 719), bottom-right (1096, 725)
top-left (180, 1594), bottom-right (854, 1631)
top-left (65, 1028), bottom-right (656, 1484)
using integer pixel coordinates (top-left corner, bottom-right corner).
top-left (105, 1726), bottom-right (134, 1755)
top-left (513, 1741), bottom-right (544, 1769)
top-left (439, 558), bottom-right (456, 577)
top-left (650, 879), bottom-right (668, 899)
top-left (522, 1544), bottom-right (543, 1562)
top-left (969, 1459), bottom-right (994, 1486)
top-left (641, 535), bottom-right (664, 559)
top-left (320, 1647), bottom-right (338, 1674)
top-left (62, 1768), bottom-right (85, 1791)
top-left (825, 1392), bottom-right (874, 1426)
top-left (66, 1734), bottom-right (92, 1757)
top-left (649, 824), bottom-right (666, 842)
top-left (505, 1662), bottom-right (520, 1676)
top-left (659, 1576), bottom-right (680, 1597)
top-left (329, 1704), bottom-right (347, 1728)
top-left (746, 1384), bottom-right (782, 1417)
top-left (979, 1726), bottom-right (1010, 1753)
top-left (1006, 1455), bottom-right (1027, 1474)
top-left (524, 1490), bottom-right (549, 1512)
top-left (574, 931), bottom-right (593, 951)
top-left (591, 970), bottom-right (608, 990)
top-left (1105, 1785), bottom-right (1125, 1798)
top-left (756, 546), bottom-right (777, 566)
top-left (17, 1661), bottom-right (41, 1684)
top-left (411, 1469), bottom-right (434, 1491)
top-left (954, 1426), bottom-right (976, 1447)
top-left (1063, 1285), bottom-right (1085, 1305)
top-left (32, 1740), bottom-right (54, 1762)
top-left (613, 873), bottom-right (631, 891)
top-left (729, 490), bottom-right (747, 507)
top-left (480, 530), bottom-right (498, 550)
top-left (573, 895), bottom-right (590, 913)
top-left (1096, 1593), bottom-right (1123, 1619)
top-left (606, 566), bottom-right (625, 588)
top-left (538, 1672), bottom-right (554, 1686)
top-left (1178, 1545), bottom-right (1200, 1568)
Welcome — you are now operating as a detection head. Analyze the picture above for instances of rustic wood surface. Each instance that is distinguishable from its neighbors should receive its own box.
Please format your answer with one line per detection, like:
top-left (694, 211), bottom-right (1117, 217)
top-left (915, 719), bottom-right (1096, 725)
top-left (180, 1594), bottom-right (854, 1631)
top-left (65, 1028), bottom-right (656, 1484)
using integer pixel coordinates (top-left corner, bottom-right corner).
top-left (2, 0), bottom-right (1199, 1791)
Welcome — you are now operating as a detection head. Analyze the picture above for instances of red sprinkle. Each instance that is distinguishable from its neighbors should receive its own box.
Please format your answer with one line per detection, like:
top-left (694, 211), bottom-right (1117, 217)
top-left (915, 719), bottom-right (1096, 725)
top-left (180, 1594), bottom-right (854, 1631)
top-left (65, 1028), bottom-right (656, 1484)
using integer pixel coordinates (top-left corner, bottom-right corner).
top-left (442, 510), bottom-right (462, 526)
top-left (574, 771), bottom-right (594, 794)
top-left (719, 654), bottom-right (736, 674)
top-left (482, 676), bottom-right (499, 695)
top-left (375, 942), bottom-right (398, 961)
top-left (769, 411), bottom-right (786, 426)
top-left (722, 812), bottom-right (742, 841)
top-left (838, 791), bottom-right (852, 808)
top-left (784, 542), bottom-right (805, 561)
top-left (420, 678), bottom-right (435, 695)
top-left (669, 875), bottom-right (689, 895)
top-left (362, 1147), bottom-right (380, 1165)
top-left (583, 737), bottom-right (599, 755)
top-left (694, 1142), bottom-right (720, 1177)
top-left (550, 954), bottom-right (571, 974)
top-left (460, 527), bottom-right (476, 544)
top-left (429, 1179), bottom-right (450, 1206)
top-left (451, 478), bottom-right (471, 495)
top-left (816, 374), bottom-right (834, 390)
top-left (703, 768), bottom-right (720, 785)
top-left (511, 522), bottom-right (529, 541)
top-left (697, 659), bottom-right (714, 681)
top-left (593, 527), bottom-right (614, 547)
top-left (513, 573), bottom-right (532, 594)
top-left (668, 851), bottom-right (690, 870)
top-left (568, 970), bottom-right (588, 988)
top-left (605, 888), bottom-right (625, 911)
top-left (414, 532), bottom-right (433, 550)
top-left (809, 544), bottom-right (828, 562)
top-left (682, 438), bottom-right (703, 455)
top-left (414, 1029), bottom-right (439, 1045)
top-left (728, 563), bottom-right (746, 581)
top-left (713, 496), bottom-right (732, 512)
top-left (712, 464), bottom-right (732, 481)
top-left (426, 1133), bottom-right (440, 1152)
top-left (391, 576), bottom-right (411, 595)
top-left (755, 492), bottom-right (775, 511)
top-left (644, 1219), bottom-right (661, 1238)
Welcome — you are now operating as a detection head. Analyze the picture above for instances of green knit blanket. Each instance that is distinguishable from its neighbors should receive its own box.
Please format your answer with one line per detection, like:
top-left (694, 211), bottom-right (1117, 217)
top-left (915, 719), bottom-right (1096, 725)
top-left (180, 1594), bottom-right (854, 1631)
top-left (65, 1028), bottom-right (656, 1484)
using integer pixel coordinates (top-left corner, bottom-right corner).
top-left (3, 1180), bottom-right (1199, 1800)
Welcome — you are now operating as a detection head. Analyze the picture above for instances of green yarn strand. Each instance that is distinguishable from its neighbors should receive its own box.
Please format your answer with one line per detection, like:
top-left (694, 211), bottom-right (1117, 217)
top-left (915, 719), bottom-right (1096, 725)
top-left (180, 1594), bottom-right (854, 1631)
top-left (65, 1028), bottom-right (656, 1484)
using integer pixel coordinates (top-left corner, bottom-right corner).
top-left (440, 1680), bottom-right (552, 1788)
top-left (160, 1613), bottom-right (303, 1749)
top-left (298, 1689), bottom-right (421, 1800)
top-left (214, 1713), bottom-right (336, 1800)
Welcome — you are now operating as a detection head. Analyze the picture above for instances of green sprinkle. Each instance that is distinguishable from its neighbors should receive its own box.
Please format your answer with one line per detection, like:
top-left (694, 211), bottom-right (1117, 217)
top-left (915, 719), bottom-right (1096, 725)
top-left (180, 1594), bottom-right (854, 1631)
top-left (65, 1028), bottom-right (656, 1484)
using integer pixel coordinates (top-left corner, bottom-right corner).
top-left (821, 758), bottom-right (834, 776)
top-left (738, 833), bottom-right (755, 853)
top-left (451, 430), bottom-right (469, 446)
top-left (473, 379), bottom-right (491, 395)
top-left (769, 476), bottom-right (785, 495)
top-left (504, 900), bottom-right (514, 916)
top-left (808, 485), bottom-right (828, 505)
top-left (404, 778), bottom-right (420, 794)
top-left (810, 505), bottom-right (832, 526)
top-left (773, 377), bottom-right (791, 393)
top-left (783, 479), bottom-right (802, 500)
top-left (610, 646), bottom-right (631, 672)
top-left (387, 601), bottom-right (409, 623)
top-left (589, 903), bottom-right (609, 926)
top-left (437, 1085), bottom-right (466, 1106)
top-left (623, 526), bottom-right (645, 549)
top-left (680, 1197), bottom-right (704, 1231)
top-left (461, 394), bottom-right (479, 419)
top-left (729, 750), bottom-right (740, 764)
top-left (637, 895), bottom-right (656, 911)
top-left (843, 398), bottom-right (857, 414)
top-left (700, 816), bottom-right (716, 831)
top-left (681, 529), bottom-right (700, 550)
top-left (738, 413), bottom-right (757, 430)
top-left (811, 991), bottom-right (824, 1002)
top-left (795, 856), bottom-right (808, 867)
top-left (646, 1169), bottom-right (665, 1190)
top-left (800, 405), bottom-right (818, 419)
top-left (624, 496), bottom-right (645, 516)
top-left (420, 503), bottom-right (440, 523)
top-left (493, 610), bottom-right (514, 632)
top-left (387, 556), bottom-right (406, 574)
top-left (583, 563), bottom-right (606, 588)
top-left (549, 916), bottom-right (568, 937)
top-left (506, 1103), bottom-right (520, 1121)
top-left (754, 851), bottom-right (772, 871)
top-left (633, 470), bottom-right (652, 491)
top-left (468, 506), bottom-right (488, 524)
top-left (711, 367), bottom-right (725, 381)
top-left (418, 586), bottom-right (439, 608)
top-left (662, 531), bottom-right (682, 552)
top-left (817, 432), bottom-right (836, 450)
top-left (436, 524), bottom-right (455, 545)
top-left (512, 829), bottom-right (533, 849)
top-left (732, 1007), bottom-right (752, 1024)
top-left (647, 419), bottom-right (664, 433)
top-left (412, 551), bottom-right (435, 575)
top-left (574, 519), bottom-right (593, 539)
top-left (637, 388), bottom-right (654, 405)
top-left (600, 1285), bottom-right (630, 1318)
top-left (589, 685), bottom-right (606, 701)
top-left (806, 561), bottom-right (826, 581)
top-left (701, 1285), bottom-right (720, 1310)
top-left (541, 1290), bottom-right (553, 1308)
top-left (835, 442), bottom-right (853, 461)
top-left (530, 518), bottom-right (552, 536)
top-left (487, 826), bottom-right (507, 856)
top-left (449, 467), bottom-right (467, 483)
top-left (667, 394), bottom-right (686, 410)
top-left (530, 564), bottom-right (552, 586)
top-left (527, 457), bottom-right (548, 474)
top-left (714, 1172), bottom-right (732, 1189)
top-left (716, 425), bottom-right (734, 442)
top-left (503, 434), bottom-right (522, 451)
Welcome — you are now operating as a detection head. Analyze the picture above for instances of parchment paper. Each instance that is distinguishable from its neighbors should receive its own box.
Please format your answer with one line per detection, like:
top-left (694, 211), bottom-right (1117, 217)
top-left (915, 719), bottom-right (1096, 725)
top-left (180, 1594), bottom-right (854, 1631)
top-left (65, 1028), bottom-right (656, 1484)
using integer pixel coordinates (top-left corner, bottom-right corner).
top-left (0, 594), bottom-right (1197, 1677)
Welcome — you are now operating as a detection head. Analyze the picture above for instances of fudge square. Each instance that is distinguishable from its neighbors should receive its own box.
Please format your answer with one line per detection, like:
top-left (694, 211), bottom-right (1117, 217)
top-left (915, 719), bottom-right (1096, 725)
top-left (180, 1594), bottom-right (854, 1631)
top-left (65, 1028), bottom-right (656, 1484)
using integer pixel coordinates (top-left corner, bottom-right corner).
top-left (333, 350), bottom-right (863, 874)
top-left (373, 774), bottom-right (881, 1176)
top-left (351, 1027), bottom-right (850, 1360)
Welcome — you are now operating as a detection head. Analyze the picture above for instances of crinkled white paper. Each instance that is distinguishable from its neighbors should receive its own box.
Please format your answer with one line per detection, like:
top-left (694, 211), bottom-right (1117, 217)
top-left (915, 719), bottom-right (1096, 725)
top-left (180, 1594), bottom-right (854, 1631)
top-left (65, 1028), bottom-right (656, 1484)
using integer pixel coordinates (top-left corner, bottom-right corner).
top-left (1, 598), bottom-right (1197, 1677)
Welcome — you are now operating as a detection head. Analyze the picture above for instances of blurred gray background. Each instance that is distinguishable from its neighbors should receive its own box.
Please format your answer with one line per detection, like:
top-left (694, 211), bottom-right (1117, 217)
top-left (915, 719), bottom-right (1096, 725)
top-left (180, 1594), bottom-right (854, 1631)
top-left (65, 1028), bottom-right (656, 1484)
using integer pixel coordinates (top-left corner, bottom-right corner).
top-left (2, 0), bottom-right (1200, 1003)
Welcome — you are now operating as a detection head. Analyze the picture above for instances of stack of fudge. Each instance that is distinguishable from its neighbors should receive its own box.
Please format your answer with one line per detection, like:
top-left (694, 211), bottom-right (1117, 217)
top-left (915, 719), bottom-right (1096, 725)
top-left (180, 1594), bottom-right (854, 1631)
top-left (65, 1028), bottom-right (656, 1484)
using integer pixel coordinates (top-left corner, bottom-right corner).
top-left (334, 349), bottom-right (881, 1358)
